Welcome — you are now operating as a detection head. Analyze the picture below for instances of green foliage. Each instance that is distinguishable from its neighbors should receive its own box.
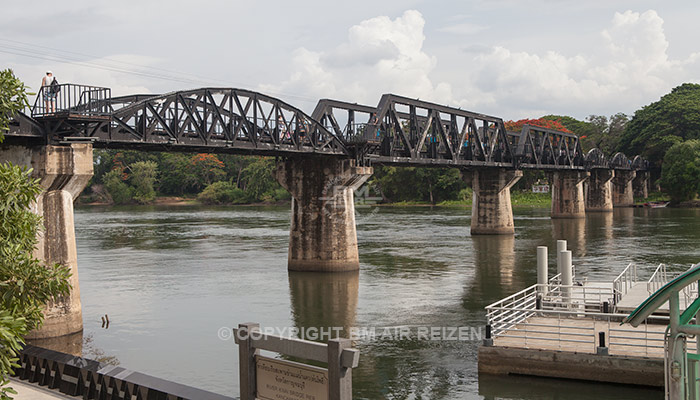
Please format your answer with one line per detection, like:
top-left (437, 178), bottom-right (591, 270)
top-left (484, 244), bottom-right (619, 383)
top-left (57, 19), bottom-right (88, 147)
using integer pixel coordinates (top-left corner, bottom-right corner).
top-left (157, 153), bottom-right (190, 195)
top-left (240, 158), bottom-right (278, 202)
top-left (198, 181), bottom-right (247, 204)
top-left (129, 161), bottom-right (157, 204)
top-left (103, 169), bottom-right (133, 205)
top-left (0, 163), bottom-right (71, 398)
top-left (0, 69), bottom-right (31, 141)
top-left (620, 83), bottom-right (700, 167)
top-left (660, 140), bottom-right (700, 203)
top-left (541, 113), bottom-right (628, 154)
top-left (371, 166), bottom-right (466, 204)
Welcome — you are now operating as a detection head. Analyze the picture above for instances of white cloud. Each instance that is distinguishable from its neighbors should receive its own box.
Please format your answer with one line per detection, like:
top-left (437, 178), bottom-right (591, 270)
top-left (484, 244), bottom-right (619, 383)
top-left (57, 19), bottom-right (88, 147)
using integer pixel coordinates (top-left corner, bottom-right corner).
top-left (260, 10), bottom-right (451, 107)
top-left (264, 9), bottom-right (700, 120)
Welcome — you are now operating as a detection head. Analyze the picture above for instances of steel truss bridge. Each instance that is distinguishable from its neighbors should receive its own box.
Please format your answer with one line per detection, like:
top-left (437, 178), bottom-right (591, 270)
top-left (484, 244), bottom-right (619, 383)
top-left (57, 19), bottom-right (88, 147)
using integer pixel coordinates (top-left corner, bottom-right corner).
top-left (7, 84), bottom-right (647, 171)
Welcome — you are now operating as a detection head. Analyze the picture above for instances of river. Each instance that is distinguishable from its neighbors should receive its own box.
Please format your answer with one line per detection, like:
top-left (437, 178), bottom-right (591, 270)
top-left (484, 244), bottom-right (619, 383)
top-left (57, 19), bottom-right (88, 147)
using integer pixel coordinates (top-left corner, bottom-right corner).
top-left (49, 205), bottom-right (700, 399)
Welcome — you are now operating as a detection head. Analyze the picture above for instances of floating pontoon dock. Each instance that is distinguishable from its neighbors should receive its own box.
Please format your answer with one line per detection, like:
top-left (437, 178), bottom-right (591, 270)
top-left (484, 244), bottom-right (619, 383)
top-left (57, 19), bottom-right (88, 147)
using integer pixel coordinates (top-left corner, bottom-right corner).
top-left (479, 243), bottom-right (698, 387)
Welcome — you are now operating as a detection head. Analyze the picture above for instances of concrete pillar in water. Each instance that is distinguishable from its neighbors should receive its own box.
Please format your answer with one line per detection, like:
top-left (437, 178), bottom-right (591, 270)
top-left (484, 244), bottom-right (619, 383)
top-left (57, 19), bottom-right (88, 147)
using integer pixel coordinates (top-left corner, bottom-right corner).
top-left (551, 171), bottom-right (589, 218)
top-left (612, 170), bottom-right (636, 207)
top-left (275, 157), bottom-right (373, 272)
top-left (0, 143), bottom-right (93, 339)
top-left (465, 169), bottom-right (522, 235)
top-left (586, 169), bottom-right (614, 212)
top-left (632, 170), bottom-right (649, 199)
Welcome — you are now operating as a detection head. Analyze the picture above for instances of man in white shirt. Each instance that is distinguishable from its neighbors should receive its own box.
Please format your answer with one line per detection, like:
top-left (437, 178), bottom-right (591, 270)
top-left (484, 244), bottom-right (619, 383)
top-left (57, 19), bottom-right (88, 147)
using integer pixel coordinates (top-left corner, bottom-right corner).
top-left (41, 71), bottom-right (56, 113)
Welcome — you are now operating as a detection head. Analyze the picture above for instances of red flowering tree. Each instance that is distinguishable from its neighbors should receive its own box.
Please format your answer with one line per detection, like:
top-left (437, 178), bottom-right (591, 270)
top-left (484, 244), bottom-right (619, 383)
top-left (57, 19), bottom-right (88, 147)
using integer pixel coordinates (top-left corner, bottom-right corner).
top-left (505, 118), bottom-right (572, 133)
top-left (188, 154), bottom-right (226, 191)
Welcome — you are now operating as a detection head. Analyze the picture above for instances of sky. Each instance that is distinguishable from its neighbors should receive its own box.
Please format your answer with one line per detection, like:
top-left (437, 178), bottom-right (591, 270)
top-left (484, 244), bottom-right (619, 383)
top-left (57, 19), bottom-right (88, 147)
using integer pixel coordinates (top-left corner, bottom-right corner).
top-left (1, 0), bottom-right (699, 121)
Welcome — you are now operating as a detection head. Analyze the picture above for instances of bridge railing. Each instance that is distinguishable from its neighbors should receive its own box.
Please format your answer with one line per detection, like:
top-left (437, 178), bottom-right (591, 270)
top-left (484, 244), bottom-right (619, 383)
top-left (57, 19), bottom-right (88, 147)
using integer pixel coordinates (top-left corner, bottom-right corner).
top-left (31, 84), bottom-right (111, 117)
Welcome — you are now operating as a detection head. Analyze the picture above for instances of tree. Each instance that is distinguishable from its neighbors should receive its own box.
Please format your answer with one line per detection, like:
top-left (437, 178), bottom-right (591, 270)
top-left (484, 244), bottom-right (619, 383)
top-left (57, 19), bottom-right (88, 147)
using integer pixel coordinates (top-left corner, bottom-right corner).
top-left (129, 161), bottom-right (157, 204)
top-left (0, 70), bottom-right (71, 398)
top-left (0, 69), bottom-right (30, 142)
top-left (157, 153), bottom-right (190, 195)
top-left (239, 157), bottom-right (278, 202)
top-left (660, 140), bottom-right (700, 203)
top-left (103, 168), bottom-right (132, 204)
top-left (505, 118), bottom-right (572, 133)
top-left (187, 154), bottom-right (226, 191)
top-left (619, 83), bottom-right (700, 167)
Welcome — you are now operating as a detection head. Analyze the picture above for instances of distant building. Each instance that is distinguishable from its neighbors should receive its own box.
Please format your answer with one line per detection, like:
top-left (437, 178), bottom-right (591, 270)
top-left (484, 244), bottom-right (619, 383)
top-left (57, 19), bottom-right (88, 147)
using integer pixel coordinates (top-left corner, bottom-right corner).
top-left (532, 184), bottom-right (549, 193)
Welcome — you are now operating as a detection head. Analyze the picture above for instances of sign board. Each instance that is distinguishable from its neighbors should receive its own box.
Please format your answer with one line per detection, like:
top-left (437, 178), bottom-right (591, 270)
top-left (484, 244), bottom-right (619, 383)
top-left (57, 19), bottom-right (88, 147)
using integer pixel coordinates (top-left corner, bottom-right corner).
top-left (532, 184), bottom-right (550, 193)
top-left (256, 356), bottom-right (329, 400)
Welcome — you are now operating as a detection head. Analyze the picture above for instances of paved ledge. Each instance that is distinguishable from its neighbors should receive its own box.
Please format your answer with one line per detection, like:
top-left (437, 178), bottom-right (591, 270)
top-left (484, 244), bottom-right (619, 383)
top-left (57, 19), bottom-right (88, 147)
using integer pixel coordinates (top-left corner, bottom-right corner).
top-left (9, 378), bottom-right (77, 399)
top-left (478, 345), bottom-right (664, 387)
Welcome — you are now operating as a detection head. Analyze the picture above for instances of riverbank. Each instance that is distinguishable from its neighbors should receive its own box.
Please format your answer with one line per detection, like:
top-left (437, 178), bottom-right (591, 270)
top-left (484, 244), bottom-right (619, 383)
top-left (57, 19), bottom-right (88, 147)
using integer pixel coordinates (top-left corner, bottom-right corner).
top-left (77, 191), bottom-right (697, 208)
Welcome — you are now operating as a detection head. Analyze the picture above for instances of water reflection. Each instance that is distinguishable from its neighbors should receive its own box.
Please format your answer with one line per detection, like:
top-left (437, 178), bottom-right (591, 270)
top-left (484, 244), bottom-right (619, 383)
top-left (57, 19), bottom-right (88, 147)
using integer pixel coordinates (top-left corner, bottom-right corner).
top-left (551, 217), bottom-right (586, 258)
top-left (27, 330), bottom-right (83, 357)
top-left (467, 235), bottom-right (518, 306)
top-left (288, 271), bottom-right (358, 340)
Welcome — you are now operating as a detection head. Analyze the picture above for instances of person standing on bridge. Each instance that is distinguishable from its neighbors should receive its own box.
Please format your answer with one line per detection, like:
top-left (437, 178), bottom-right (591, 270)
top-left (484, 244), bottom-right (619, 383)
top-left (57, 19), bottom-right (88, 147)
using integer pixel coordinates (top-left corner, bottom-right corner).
top-left (41, 71), bottom-right (57, 114)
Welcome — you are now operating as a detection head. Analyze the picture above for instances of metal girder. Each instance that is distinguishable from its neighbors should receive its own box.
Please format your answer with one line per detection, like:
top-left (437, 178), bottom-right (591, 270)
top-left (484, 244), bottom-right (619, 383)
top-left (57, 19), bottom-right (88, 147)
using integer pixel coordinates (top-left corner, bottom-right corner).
top-left (27, 88), bottom-right (348, 157)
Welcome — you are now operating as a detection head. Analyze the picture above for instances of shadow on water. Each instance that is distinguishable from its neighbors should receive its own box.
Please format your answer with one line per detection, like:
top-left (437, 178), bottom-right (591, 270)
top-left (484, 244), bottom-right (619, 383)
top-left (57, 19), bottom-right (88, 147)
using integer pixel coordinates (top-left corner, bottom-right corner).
top-left (479, 374), bottom-right (663, 400)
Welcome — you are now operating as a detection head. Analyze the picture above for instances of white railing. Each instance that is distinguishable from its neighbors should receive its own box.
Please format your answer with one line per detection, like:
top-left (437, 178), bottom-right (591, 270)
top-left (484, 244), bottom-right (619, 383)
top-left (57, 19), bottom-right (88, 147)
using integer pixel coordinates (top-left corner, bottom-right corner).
top-left (485, 278), bottom-right (673, 357)
top-left (612, 263), bottom-right (637, 304)
top-left (647, 263), bottom-right (668, 295)
top-left (486, 283), bottom-right (616, 335)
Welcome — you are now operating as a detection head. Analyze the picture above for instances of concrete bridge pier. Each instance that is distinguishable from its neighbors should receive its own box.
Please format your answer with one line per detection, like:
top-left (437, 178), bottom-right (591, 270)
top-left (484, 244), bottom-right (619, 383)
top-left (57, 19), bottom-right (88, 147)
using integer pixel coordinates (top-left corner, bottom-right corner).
top-left (0, 143), bottom-right (93, 339)
top-left (275, 157), bottom-right (373, 272)
top-left (633, 171), bottom-right (649, 199)
top-left (585, 169), bottom-right (614, 212)
top-left (551, 171), bottom-right (589, 218)
top-left (464, 169), bottom-right (522, 235)
top-left (613, 170), bottom-right (636, 207)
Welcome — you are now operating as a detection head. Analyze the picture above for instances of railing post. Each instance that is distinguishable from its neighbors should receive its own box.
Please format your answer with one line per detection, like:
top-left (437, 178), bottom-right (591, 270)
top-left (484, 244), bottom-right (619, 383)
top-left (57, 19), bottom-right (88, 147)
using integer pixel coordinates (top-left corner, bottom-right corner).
top-left (236, 322), bottom-right (260, 400)
top-left (328, 338), bottom-right (353, 400)
top-left (596, 331), bottom-right (609, 355)
top-left (537, 246), bottom-right (548, 296)
top-left (556, 240), bottom-right (567, 275)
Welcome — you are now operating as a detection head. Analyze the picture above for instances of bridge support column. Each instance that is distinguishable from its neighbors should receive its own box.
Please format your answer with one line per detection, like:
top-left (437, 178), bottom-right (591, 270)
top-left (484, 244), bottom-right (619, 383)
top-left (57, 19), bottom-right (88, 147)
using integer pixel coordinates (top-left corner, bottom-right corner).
top-left (613, 170), bottom-right (636, 207)
top-left (0, 143), bottom-right (93, 339)
top-left (275, 157), bottom-right (372, 272)
top-left (551, 171), bottom-right (588, 218)
top-left (633, 171), bottom-right (649, 199)
top-left (586, 169), bottom-right (614, 212)
top-left (466, 169), bottom-right (522, 235)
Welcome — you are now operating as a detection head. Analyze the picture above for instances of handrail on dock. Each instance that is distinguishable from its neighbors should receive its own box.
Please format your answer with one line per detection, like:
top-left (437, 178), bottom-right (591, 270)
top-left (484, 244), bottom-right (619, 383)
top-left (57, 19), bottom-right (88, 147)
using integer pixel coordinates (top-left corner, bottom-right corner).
top-left (612, 263), bottom-right (637, 303)
top-left (647, 263), bottom-right (668, 295)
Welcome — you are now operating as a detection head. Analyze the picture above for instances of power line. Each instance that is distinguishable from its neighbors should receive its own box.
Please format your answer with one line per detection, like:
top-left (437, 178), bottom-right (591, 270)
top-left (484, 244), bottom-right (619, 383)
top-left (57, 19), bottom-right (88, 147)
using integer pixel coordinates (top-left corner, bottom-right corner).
top-left (0, 40), bottom-right (320, 104)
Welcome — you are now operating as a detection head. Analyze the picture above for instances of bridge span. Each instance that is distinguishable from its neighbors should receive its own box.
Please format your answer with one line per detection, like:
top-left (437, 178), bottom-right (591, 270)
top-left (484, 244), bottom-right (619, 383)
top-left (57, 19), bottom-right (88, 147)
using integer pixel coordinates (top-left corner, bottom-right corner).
top-left (2, 83), bottom-right (649, 340)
